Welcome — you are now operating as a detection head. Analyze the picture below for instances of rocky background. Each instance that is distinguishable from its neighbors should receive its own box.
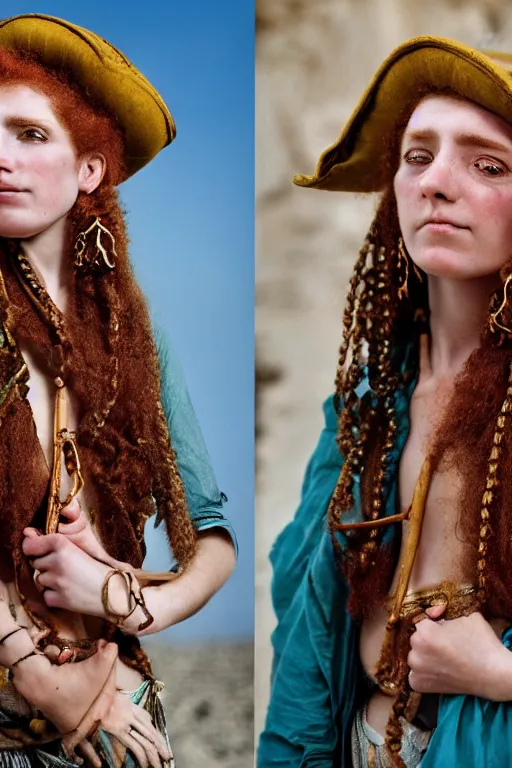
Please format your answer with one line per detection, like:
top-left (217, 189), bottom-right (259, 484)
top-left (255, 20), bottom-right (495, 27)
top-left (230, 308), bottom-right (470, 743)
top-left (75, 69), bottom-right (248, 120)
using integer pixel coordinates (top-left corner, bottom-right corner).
top-left (143, 640), bottom-right (253, 767)
top-left (255, 0), bottom-right (512, 745)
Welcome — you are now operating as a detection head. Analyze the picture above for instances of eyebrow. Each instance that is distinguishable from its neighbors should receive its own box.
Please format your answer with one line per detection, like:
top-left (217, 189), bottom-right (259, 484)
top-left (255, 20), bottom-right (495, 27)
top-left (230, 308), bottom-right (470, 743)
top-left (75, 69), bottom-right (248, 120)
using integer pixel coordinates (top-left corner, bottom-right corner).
top-left (4, 117), bottom-right (53, 131)
top-left (403, 128), bottom-right (512, 154)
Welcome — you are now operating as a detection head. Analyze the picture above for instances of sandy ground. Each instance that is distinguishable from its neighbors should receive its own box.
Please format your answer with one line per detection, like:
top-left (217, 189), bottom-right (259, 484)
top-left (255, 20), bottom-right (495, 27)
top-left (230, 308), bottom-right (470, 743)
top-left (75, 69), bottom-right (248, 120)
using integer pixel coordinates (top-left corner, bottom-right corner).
top-left (142, 640), bottom-right (253, 768)
top-left (255, 0), bottom-right (512, 746)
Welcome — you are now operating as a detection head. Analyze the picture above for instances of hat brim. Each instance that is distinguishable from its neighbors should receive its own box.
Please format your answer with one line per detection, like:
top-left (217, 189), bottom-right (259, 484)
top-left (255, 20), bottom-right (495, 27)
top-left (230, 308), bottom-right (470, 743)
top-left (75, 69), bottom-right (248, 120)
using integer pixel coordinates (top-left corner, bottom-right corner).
top-left (0, 13), bottom-right (176, 181)
top-left (293, 37), bottom-right (512, 193)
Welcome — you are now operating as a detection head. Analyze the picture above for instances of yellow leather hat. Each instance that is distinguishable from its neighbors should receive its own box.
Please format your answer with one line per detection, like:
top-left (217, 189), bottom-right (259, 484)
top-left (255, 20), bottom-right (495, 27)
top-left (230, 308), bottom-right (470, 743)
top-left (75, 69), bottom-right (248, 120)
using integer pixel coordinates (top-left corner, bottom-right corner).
top-left (0, 13), bottom-right (176, 181)
top-left (294, 36), bottom-right (512, 193)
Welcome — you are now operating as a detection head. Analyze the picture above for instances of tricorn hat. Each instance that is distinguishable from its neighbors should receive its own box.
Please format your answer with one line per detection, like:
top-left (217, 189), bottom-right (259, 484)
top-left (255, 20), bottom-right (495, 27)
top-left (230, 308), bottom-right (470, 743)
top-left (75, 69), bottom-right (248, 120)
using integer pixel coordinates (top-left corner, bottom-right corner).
top-left (0, 13), bottom-right (176, 181)
top-left (294, 36), bottom-right (512, 193)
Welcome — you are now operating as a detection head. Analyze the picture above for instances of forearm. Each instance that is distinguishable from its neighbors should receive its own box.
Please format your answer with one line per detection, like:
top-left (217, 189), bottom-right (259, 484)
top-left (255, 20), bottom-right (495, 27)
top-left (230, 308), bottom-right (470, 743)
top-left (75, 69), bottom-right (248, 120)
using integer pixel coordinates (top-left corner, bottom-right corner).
top-left (120, 529), bottom-right (236, 636)
top-left (0, 599), bottom-right (36, 668)
top-left (0, 600), bottom-right (55, 704)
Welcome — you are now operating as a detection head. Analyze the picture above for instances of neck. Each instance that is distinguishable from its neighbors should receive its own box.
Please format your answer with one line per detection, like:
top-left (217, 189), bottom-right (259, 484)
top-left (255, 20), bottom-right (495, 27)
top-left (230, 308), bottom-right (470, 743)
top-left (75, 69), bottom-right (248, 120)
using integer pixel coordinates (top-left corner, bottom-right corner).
top-left (422, 273), bottom-right (500, 381)
top-left (19, 217), bottom-right (71, 311)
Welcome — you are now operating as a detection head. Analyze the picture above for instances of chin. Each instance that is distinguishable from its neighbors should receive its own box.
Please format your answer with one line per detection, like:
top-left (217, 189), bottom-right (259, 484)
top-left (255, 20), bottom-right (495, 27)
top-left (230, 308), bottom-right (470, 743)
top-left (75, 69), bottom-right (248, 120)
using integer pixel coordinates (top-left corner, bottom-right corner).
top-left (410, 247), bottom-right (476, 281)
top-left (0, 220), bottom-right (49, 240)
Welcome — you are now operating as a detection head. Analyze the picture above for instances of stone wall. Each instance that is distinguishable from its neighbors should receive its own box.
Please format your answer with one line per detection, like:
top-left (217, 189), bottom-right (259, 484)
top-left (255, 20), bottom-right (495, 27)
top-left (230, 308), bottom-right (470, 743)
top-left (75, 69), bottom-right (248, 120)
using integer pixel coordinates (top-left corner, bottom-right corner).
top-left (255, 0), bottom-right (512, 741)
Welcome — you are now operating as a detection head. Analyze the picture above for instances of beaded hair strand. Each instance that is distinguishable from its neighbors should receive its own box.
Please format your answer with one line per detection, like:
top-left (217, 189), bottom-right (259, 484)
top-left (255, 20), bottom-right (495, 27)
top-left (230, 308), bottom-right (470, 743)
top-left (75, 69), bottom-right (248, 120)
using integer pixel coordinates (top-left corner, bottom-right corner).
top-left (67, 188), bottom-right (198, 571)
top-left (476, 357), bottom-right (512, 605)
top-left (328, 210), bottom-right (410, 588)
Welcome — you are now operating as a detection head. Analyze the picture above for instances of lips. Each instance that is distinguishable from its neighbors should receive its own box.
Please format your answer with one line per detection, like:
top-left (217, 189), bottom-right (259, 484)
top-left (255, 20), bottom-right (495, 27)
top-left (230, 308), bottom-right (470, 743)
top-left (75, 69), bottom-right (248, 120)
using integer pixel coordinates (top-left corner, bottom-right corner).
top-left (421, 217), bottom-right (468, 230)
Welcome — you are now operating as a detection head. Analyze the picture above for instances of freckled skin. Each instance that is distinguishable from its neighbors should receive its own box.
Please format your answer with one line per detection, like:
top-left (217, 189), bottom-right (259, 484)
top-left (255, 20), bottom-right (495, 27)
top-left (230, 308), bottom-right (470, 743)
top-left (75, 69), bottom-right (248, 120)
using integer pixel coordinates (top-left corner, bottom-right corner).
top-left (0, 84), bottom-right (84, 240)
top-left (0, 86), bottom-right (148, 693)
top-left (362, 95), bottom-right (512, 737)
top-left (394, 95), bottom-right (512, 280)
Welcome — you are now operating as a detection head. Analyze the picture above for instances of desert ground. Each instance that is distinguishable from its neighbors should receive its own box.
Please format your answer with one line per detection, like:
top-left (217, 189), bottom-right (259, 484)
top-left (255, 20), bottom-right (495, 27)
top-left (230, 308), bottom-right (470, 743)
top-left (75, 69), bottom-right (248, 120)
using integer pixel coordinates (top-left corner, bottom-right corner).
top-left (142, 640), bottom-right (253, 768)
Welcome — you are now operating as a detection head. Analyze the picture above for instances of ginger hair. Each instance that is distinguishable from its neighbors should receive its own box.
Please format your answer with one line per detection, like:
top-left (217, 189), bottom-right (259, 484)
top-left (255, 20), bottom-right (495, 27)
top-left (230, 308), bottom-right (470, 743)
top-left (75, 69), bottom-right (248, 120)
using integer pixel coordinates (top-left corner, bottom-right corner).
top-left (328, 85), bottom-right (512, 763)
top-left (0, 47), bottom-right (197, 590)
top-left (329, 84), bottom-right (512, 624)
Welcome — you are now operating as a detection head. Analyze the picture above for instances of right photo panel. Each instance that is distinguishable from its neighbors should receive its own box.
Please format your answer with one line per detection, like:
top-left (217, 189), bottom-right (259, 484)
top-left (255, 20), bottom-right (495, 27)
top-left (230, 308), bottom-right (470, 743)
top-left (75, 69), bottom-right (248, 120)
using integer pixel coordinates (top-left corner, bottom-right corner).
top-left (256, 2), bottom-right (512, 766)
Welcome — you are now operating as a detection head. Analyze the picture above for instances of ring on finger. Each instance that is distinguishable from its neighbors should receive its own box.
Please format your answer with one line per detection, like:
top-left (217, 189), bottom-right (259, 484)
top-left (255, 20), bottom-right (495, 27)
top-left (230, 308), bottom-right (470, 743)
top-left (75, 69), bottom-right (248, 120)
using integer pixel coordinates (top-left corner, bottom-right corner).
top-left (33, 569), bottom-right (46, 593)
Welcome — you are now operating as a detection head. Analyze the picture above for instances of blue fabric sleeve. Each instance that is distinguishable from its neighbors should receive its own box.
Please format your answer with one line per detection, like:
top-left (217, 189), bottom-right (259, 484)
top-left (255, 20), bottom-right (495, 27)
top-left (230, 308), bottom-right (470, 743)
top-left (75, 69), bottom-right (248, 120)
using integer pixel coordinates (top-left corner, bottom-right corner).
top-left (269, 396), bottom-right (341, 625)
top-left (258, 396), bottom-right (359, 767)
top-left (154, 328), bottom-right (238, 556)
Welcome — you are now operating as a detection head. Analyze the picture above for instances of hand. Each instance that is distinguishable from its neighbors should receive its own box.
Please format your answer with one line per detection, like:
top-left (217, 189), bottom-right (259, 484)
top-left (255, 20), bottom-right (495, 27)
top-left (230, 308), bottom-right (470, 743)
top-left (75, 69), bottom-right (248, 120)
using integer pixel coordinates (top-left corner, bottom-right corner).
top-left (22, 530), bottom-right (110, 617)
top-left (60, 655), bottom-right (118, 766)
top-left (74, 693), bottom-right (173, 768)
top-left (408, 605), bottom-right (511, 700)
top-left (12, 639), bottom-right (118, 736)
top-left (56, 499), bottom-right (116, 565)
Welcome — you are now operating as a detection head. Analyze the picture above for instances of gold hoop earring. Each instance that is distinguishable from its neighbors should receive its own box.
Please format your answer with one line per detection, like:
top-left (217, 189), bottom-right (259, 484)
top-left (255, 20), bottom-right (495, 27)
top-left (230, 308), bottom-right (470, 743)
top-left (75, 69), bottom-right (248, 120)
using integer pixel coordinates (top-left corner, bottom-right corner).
top-left (490, 273), bottom-right (512, 335)
top-left (74, 217), bottom-right (117, 273)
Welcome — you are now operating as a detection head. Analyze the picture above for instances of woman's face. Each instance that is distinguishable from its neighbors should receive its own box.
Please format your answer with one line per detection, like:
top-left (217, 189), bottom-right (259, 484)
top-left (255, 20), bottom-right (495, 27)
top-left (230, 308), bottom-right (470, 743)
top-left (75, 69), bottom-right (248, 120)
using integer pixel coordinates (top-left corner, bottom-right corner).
top-left (0, 84), bottom-right (103, 240)
top-left (394, 94), bottom-right (512, 280)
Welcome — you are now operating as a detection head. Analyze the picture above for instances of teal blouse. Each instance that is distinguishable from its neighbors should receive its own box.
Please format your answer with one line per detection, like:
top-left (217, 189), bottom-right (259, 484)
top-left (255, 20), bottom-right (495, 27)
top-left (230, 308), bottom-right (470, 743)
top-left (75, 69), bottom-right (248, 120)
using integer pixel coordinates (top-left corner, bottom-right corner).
top-left (258, 369), bottom-right (512, 767)
top-left (155, 329), bottom-right (237, 556)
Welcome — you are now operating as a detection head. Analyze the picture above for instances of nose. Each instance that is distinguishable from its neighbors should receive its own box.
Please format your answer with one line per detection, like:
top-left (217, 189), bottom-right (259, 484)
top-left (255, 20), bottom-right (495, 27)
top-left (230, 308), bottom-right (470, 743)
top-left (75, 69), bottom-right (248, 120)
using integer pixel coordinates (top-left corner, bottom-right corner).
top-left (0, 131), bottom-right (15, 174)
top-left (418, 154), bottom-right (459, 202)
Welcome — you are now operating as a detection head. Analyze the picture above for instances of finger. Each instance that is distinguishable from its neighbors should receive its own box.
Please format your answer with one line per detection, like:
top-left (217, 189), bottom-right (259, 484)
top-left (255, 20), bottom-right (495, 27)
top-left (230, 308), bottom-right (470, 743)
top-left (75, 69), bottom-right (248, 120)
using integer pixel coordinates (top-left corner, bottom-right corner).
top-left (62, 661), bottom-right (117, 754)
top-left (133, 707), bottom-right (169, 751)
top-left (30, 551), bottom-right (60, 574)
top-left (411, 616), bottom-right (436, 642)
top-left (412, 611), bottom-right (428, 626)
top-left (23, 527), bottom-right (42, 539)
top-left (123, 734), bottom-right (149, 768)
top-left (425, 602), bottom-right (448, 620)
top-left (59, 499), bottom-right (87, 535)
top-left (131, 713), bottom-right (171, 761)
top-left (129, 730), bottom-right (162, 768)
top-left (43, 589), bottom-right (64, 609)
top-left (33, 568), bottom-right (46, 594)
top-left (43, 644), bottom-right (62, 662)
top-left (76, 739), bottom-right (102, 768)
top-left (60, 498), bottom-right (82, 523)
top-left (22, 533), bottom-right (63, 558)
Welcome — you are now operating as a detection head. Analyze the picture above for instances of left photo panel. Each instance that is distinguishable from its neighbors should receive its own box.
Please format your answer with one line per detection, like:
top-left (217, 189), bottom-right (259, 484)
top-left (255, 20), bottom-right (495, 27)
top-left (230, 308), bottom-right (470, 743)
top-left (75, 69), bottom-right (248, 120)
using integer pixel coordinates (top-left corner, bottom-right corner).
top-left (0, 4), bottom-right (254, 768)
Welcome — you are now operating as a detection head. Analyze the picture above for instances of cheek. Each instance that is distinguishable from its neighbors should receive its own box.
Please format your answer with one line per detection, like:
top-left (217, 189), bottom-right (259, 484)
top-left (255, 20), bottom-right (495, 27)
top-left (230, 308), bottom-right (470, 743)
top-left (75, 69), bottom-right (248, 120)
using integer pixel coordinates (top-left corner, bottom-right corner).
top-left (473, 188), bottom-right (512, 241)
top-left (32, 156), bottom-right (79, 213)
top-left (394, 172), bottom-right (416, 229)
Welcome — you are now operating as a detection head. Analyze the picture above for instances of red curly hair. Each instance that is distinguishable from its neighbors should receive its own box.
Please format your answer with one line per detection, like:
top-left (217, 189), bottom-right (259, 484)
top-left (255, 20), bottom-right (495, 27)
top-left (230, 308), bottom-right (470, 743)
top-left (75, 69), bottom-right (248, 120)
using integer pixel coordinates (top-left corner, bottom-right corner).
top-left (0, 47), bottom-right (196, 592)
top-left (330, 85), bottom-right (512, 622)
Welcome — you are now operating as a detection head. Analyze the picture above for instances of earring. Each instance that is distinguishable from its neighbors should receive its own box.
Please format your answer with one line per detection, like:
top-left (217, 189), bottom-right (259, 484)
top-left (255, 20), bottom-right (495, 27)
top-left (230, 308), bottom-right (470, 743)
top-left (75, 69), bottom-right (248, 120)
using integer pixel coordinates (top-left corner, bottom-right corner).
top-left (397, 238), bottom-right (424, 300)
top-left (490, 273), bottom-right (512, 335)
top-left (74, 217), bottom-right (117, 273)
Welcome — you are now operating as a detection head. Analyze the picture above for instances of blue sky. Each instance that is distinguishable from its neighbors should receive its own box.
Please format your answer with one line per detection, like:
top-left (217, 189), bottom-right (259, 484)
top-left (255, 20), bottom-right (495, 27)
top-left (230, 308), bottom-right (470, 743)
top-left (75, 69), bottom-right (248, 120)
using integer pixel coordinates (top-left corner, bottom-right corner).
top-left (2, 2), bottom-right (254, 640)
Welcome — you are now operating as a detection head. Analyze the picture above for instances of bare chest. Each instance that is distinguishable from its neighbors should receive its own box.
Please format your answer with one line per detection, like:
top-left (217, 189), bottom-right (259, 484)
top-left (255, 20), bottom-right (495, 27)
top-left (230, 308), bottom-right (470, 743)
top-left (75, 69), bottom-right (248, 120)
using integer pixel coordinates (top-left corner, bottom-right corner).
top-left (360, 385), bottom-right (475, 679)
top-left (394, 386), bottom-right (474, 591)
top-left (20, 342), bottom-right (96, 515)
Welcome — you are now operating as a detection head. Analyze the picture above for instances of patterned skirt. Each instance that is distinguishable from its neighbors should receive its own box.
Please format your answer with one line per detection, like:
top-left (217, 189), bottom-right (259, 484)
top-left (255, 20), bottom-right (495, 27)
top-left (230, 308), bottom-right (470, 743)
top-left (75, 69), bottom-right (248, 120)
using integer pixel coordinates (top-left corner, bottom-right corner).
top-left (351, 703), bottom-right (431, 768)
top-left (0, 678), bottom-right (174, 768)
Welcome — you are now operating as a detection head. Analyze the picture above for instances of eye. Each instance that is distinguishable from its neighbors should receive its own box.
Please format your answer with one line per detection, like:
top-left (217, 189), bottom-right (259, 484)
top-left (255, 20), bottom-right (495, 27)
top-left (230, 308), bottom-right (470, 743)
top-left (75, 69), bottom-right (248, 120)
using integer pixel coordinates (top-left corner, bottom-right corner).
top-left (19, 128), bottom-right (47, 142)
top-left (403, 149), bottom-right (432, 165)
top-left (473, 158), bottom-right (507, 176)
